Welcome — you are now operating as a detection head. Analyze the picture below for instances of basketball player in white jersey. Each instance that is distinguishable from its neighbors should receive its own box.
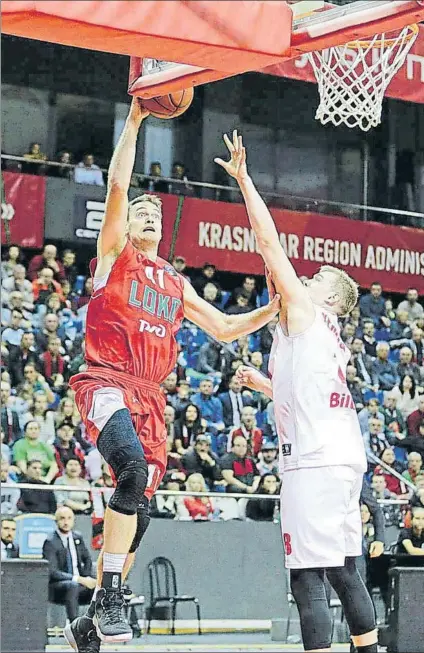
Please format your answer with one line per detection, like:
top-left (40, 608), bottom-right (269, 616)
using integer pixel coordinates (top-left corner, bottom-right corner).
top-left (215, 132), bottom-right (378, 653)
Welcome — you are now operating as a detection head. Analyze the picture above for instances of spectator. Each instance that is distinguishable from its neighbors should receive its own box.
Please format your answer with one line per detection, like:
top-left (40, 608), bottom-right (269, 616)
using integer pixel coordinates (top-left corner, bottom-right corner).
top-left (53, 151), bottom-right (73, 179)
top-left (259, 316), bottom-right (278, 354)
top-left (20, 363), bottom-right (54, 403)
top-left (32, 268), bottom-right (65, 305)
top-left (1, 459), bottom-right (21, 515)
top-left (1, 291), bottom-right (32, 328)
top-left (8, 333), bottom-right (39, 387)
top-left (1, 381), bottom-right (22, 444)
top-left (39, 336), bottom-right (68, 387)
top-left (1, 245), bottom-right (21, 279)
top-left (407, 397), bottom-right (424, 436)
top-left (397, 419), bottom-right (424, 458)
top-left (2, 264), bottom-right (34, 310)
top-left (54, 458), bottom-right (92, 514)
top-left (219, 374), bottom-right (253, 428)
top-left (168, 379), bottom-right (191, 416)
top-left (373, 448), bottom-right (407, 496)
top-left (140, 161), bottom-right (168, 193)
top-left (246, 473), bottom-right (279, 521)
top-left (397, 507), bottom-right (424, 556)
top-left (371, 474), bottom-right (393, 500)
top-left (359, 282), bottom-right (388, 326)
top-left (18, 459), bottom-right (57, 513)
top-left (151, 477), bottom-right (189, 520)
top-left (29, 391), bottom-right (56, 445)
top-left (174, 403), bottom-right (202, 454)
top-left (397, 288), bottom-right (424, 324)
top-left (197, 340), bottom-right (226, 376)
top-left (388, 310), bottom-right (412, 345)
top-left (411, 476), bottom-right (424, 509)
top-left (35, 313), bottom-right (64, 353)
top-left (362, 417), bottom-right (390, 461)
top-left (256, 441), bottom-right (279, 477)
top-left (74, 153), bottom-right (104, 186)
top-left (192, 263), bottom-right (221, 298)
top-left (227, 406), bottom-right (264, 457)
top-left (184, 473), bottom-right (217, 520)
top-left (42, 506), bottom-right (96, 622)
top-left (402, 452), bottom-right (423, 484)
top-left (397, 347), bottom-right (422, 386)
top-left (409, 327), bottom-right (423, 366)
top-left (162, 372), bottom-right (178, 401)
top-left (22, 142), bottom-right (47, 174)
top-left (181, 434), bottom-right (223, 489)
top-left (341, 322), bottom-right (356, 346)
top-left (349, 338), bottom-right (375, 389)
top-left (202, 282), bottom-right (221, 308)
top-left (74, 277), bottom-right (93, 311)
top-left (384, 299), bottom-right (396, 322)
top-left (392, 375), bottom-right (422, 419)
top-left (61, 249), bottom-right (78, 287)
top-left (164, 404), bottom-right (176, 441)
top-left (381, 393), bottom-right (406, 434)
top-left (1, 517), bottom-right (19, 560)
top-left (358, 399), bottom-right (385, 433)
top-left (170, 255), bottom-right (187, 277)
top-left (371, 342), bottom-right (399, 391)
top-left (362, 321), bottom-right (378, 358)
top-left (220, 435), bottom-right (260, 494)
top-left (28, 244), bottom-right (66, 283)
top-left (13, 420), bottom-right (58, 482)
top-left (226, 291), bottom-right (251, 315)
top-left (53, 422), bottom-right (86, 476)
top-left (168, 161), bottom-right (195, 196)
top-left (346, 365), bottom-right (364, 410)
top-left (1, 310), bottom-right (26, 350)
top-left (249, 351), bottom-right (267, 374)
top-left (226, 276), bottom-right (258, 310)
top-left (192, 378), bottom-right (225, 431)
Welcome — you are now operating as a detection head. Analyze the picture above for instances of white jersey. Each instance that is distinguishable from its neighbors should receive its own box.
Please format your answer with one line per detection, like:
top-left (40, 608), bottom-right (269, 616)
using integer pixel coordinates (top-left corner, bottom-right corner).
top-left (268, 308), bottom-right (367, 475)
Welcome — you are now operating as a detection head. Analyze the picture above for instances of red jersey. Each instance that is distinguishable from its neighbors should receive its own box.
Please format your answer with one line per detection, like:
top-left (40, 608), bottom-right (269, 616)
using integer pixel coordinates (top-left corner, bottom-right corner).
top-left (85, 240), bottom-right (185, 383)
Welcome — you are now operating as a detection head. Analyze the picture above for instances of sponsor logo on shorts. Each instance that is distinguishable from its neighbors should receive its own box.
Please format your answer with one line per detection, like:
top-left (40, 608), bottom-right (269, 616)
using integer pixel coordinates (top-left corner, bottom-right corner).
top-left (112, 574), bottom-right (119, 589)
top-left (329, 392), bottom-right (355, 410)
top-left (139, 319), bottom-right (166, 338)
top-left (281, 443), bottom-right (292, 456)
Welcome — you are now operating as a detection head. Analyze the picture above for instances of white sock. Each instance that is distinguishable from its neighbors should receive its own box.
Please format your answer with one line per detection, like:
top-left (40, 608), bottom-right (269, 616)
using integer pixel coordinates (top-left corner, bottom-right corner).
top-left (92, 585), bottom-right (100, 601)
top-left (103, 553), bottom-right (126, 574)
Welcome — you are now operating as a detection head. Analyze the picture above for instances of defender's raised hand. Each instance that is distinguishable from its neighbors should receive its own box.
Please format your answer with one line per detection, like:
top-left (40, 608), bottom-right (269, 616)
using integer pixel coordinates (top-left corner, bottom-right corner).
top-left (214, 130), bottom-right (248, 182)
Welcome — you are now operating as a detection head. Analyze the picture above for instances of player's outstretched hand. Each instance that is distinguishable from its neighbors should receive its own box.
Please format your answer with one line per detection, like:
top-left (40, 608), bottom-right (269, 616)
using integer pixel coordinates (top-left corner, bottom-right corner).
top-left (236, 365), bottom-right (266, 392)
top-left (129, 97), bottom-right (151, 122)
top-left (214, 130), bottom-right (248, 182)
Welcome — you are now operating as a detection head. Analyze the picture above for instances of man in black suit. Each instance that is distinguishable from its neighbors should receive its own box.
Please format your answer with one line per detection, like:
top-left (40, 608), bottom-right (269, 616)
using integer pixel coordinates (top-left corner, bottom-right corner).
top-left (219, 374), bottom-right (253, 428)
top-left (42, 506), bottom-right (97, 622)
top-left (1, 517), bottom-right (19, 560)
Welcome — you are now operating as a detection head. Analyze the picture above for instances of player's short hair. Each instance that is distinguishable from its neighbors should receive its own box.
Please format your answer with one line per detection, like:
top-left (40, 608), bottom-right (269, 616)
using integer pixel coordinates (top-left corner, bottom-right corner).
top-left (128, 193), bottom-right (162, 215)
top-left (319, 265), bottom-right (359, 316)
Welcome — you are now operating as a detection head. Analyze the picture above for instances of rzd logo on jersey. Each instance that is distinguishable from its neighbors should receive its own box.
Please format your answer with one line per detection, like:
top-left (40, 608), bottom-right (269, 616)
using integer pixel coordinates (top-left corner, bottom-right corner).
top-left (139, 319), bottom-right (166, 338)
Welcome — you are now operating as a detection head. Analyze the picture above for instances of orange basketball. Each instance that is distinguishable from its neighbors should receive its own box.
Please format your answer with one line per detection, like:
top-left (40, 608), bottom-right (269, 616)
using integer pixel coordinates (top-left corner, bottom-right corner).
top-left (142, 87), bottom-right (194, 119)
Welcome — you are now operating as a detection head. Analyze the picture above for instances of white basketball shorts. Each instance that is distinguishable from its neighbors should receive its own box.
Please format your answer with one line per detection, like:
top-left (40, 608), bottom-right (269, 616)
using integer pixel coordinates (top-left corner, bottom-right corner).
top-left (280, 465), bottom-right (363, 569)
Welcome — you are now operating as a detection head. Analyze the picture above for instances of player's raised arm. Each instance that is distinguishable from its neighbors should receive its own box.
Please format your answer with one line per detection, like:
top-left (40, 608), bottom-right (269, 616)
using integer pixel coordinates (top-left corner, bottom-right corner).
top-left (215, 132), bottom-right (312, 313)
top-left (182, 278), bottom-right (281, 343)
top-left (97, 99), bottom-right (150, 263)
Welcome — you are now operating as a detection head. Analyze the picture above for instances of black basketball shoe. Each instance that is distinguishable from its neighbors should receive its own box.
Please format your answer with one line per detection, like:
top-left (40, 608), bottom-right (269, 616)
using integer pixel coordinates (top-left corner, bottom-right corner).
top-left (64, 615), bottom-right (100, 653)
top-left (93, 587), bottom-right (133, 642)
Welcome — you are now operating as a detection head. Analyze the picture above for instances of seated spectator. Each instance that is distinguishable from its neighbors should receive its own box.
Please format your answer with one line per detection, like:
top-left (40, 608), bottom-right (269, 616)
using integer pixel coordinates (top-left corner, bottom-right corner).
top-left (168, 379), bottom-right (191, 416)
top-left (385, 299), bottom-right (396, 321)
top-left (246, 473), bottom-right (279, 522)
top-left (1, 309), bottom-right (26, 349)
top-left (2, 264), bottom-right (34, 310)
top-left (359, 282), bottom-right (388, 326)
top-left (196, 340), bottom-right (224, 376)
top-left (371, 474), bottom-right (393, 500)
top-left (350, 337), bottom-right (375, 389)
top-left (45, 292), bottom-right (67, 317)
top-left (151, 477), bottom-right (189, 520)
top-left (8, 332), bottom-right (39, 387)
top-left (391, 375), bottom-right (422, 419)
top-left (358, 399), bottom-right (385, 433)
top-left (12, 420), bottom-right (58, 483)
top-left (409, 327), bottom-right (423, 366)
top-left (371, 342), bottom-right (399, 392)
top-left (341, 322), bottom-right (356, 346)
top-left (346, 365), bottom-right (364, 410)
top-left (192, 263), bottom-right (221, 299)
top-left (1, 291), bottom-right (32, 328)
top-left (39, 336), bottom-right (68, 388)
top-left (397, 288), bottom-right (424, 324)
top-left (226, 291), bottom-right (251, 315)
top-left (53, 151), bottom-right (73, 179)
top-left (397, 507), bottom-right (424, 557)
top-left (181, 434), bottom-right (223, 489)
top-left (373, 448), bottom-right (407, 496)
top-left (174, 403), bottom-right (202, 454)
top-left (220, 435), bottom-right (260, 494)
top-left (1, 380), bottom-right (22, 444)
top-left (249, 351), bottom-right (267, 374)
top-left (22, 142), bottom-right (48, 174)
top-left (226, 276), bottom-right (258, 310)
top-left (168, 161), bottom-right (195, 196)
top-left (42, 506), bottom-right (96, 622)
top-left (73, 277), bottom-right (93, 311)
top-left (397, 346), bottom-right (422, 387)
top-left (346, 305), bottom-right (362, 335)
top-left (61, 249), bottom-right (78, 287)
top-left (53, 422), bottom-right (86, 476)
top-left (192, 378), bottom-right (225, 431)
top-left (30, 391), bottom-right (56, 444)
top-left (18, 459), bottom-right (57, 513)
top-left (1, 459), bottom-right (21, 515)
top-left (407, 397), bottom-right (424, 436)
top-left (184, 473), bottom-right (217, 520)
top-left (256, 441), bottom-right (279, 477)
top-left (388, 310), bottom-right (412, 346)
top-left (74, 153), bottom-right (104, 186)
top-left (28, 244), bottom-right (66, 283)
top-left (362, 417), bottom-right (390, 461)
top-left (1, 517), bottom-right (19, 560)
top-left (55, 397), bottom-right (82, 430)
top-left (219, 374), bottom-right (253, 428)
top-left (1, 245), bottom-right (22, 279)
top-left (170, 255), bottom-right (188, 278)
top-left (397, 419), bottom-right (424, 458)
top-left (140, 161), bottom-right (168, 193)
top-left (202, 282), bottom-right (221, 308)
top-left (362, 321), bottom-right (378, 358)
top-left (54, 458), bottom-right (92, 514)
top-left (227, 406), bottom-right (263, 457)
top-left (411, 475), bottom-right (424, 509)
top-left (18, 364), bottom-right (54, 405)
top-left (162, 372), bottom-right (178, 401)
top-left (35, 313), bottom-right (64, 353)
top-left (381, 393), bottom-right (406, 434)
top-left (32, 268), bottom-right (65, 305)
top-left (402, 452), bottom-right (423, 485)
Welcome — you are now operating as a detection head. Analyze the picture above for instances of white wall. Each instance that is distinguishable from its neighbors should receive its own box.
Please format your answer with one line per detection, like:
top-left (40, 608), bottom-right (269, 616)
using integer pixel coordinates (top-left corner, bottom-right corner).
top-left (1, 85), bottom-right (50, 155)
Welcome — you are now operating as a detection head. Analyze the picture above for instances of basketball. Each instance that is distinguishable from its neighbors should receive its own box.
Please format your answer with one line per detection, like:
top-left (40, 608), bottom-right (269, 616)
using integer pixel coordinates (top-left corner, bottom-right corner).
top-left (142, 87), bottom-right (194, 119)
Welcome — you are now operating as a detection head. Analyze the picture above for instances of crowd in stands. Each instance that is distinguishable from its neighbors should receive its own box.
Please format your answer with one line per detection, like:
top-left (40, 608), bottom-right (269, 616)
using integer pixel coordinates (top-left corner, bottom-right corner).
top-left (1, 244), bottom-right (424, 539)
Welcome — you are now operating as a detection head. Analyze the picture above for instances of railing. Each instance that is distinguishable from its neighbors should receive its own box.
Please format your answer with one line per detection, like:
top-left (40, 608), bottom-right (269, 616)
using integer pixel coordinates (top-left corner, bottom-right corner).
top-left (2, 154), bottom-right (423, 228)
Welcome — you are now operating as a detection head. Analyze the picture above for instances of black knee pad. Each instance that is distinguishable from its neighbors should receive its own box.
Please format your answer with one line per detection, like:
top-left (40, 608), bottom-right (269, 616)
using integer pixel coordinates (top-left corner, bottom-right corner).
top-left (129, 496), bottom-right (151, 553)
top-left (290, 569), bottom-right (332, 651)
top-left (326, 557), bottom-right (376, 637)
top-left (108, 458), bottom-right (148, 516)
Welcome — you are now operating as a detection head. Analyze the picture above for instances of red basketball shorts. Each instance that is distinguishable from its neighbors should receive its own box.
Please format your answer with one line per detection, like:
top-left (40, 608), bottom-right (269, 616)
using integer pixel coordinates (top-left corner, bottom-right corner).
top-left (70, 367), bottom-right (167, 500)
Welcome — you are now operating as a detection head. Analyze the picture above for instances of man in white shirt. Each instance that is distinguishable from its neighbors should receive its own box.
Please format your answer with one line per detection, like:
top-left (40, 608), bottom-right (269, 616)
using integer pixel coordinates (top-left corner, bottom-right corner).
top-left (74, 154), bottom-right (104, 186)
top-left (216, 132), bottom-right (377, 653)
top-left (42, 506), bottom-right (96, 623)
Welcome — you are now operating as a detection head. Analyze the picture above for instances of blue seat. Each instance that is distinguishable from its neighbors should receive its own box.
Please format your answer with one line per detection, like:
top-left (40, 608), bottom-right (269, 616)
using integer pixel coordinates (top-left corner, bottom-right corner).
top-left (219, 291), bottom-right (230, 310)
top-left (73, 275), bottom-right (86, 294)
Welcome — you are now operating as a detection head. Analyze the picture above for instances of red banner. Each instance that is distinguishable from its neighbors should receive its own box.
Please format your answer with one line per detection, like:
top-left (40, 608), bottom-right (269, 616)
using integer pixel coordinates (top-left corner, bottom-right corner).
top-left (1, 172), bottom-right (45, 248)
top-left (157, 195), bottom-right (424, 293)
top-left (263, 24), bottom-right (424, 104)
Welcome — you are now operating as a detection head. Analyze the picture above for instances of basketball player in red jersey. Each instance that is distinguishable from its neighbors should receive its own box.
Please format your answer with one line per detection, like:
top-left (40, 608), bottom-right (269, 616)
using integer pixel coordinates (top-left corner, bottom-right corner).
top-left (64, 99), bottom-right (280, 651)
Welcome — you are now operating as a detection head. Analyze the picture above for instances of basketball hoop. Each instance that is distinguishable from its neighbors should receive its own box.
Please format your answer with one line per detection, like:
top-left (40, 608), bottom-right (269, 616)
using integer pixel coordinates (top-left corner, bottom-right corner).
top-left (308, 23), bottom-right (419, 131)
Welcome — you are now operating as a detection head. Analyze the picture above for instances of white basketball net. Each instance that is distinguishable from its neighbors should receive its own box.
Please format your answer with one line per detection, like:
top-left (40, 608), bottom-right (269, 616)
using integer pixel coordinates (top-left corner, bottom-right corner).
top-left (308, 25), bottom-right (418, 131)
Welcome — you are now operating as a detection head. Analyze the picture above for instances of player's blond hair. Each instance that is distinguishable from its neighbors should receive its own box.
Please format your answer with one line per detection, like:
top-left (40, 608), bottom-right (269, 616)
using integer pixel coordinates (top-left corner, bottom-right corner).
top-left (128, 193), bottom-right (162, 215)
top-left (319, 265), bottom-right (359, 316)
